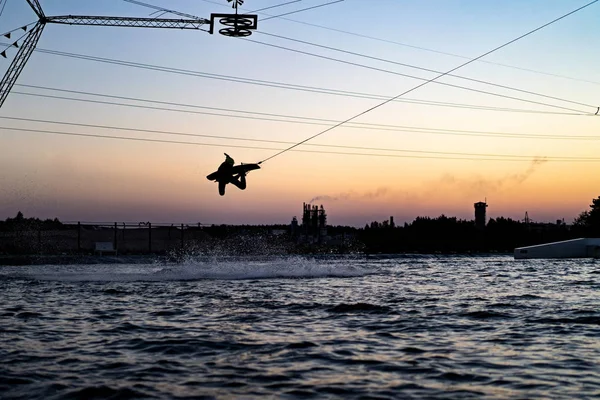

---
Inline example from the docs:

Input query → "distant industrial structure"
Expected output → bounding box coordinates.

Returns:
[474,201,488,230]
[303,203,327,242]
[291,203,328,243]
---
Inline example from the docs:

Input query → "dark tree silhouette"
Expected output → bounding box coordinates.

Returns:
[573,196,600,236]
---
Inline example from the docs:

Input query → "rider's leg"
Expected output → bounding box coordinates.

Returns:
[229,173,247,190]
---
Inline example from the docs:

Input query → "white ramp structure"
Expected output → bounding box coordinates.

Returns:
[515,238,600,259]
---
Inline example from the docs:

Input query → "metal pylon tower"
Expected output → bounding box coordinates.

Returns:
[0,0,258,108]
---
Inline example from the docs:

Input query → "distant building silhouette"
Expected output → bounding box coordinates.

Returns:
[290,216,299,236]
[474,201,488,230]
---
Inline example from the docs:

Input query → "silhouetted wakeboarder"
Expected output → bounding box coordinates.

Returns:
[206,153,260,196]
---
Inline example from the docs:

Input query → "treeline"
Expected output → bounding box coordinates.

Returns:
[573,196,600,237]
[0,212,64,231]
[360,195,600,254]
[359,215,569,254]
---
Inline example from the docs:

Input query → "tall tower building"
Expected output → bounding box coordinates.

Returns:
[474,201,488,230]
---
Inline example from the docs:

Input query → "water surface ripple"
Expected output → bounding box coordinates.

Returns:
[1,256,599,399]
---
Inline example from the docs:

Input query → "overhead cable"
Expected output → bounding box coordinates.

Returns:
[11,87,599,140]
[2,125,599,162]
[20,45,592,115]
[261,0,344,21]
[257,31,598,111]
[15,82,585,117]
[0,0,7,19]
[243,38,590,115]
[10,49,585,116]
[257,0,599,164]
[248,0,303,13]
[4,115,600,156]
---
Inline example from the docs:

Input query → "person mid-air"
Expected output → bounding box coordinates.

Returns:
[206,153,260,196]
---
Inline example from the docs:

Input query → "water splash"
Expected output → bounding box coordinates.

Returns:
[6,256,372,282]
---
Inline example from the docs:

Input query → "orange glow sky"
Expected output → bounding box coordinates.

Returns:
[1,0,599,226]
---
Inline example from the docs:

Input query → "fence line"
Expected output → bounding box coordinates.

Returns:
[0,221,216,255]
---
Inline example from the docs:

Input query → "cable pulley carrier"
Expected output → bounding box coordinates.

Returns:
[209,13,258,37]
[209,0,257,37]
[0,0,259,109]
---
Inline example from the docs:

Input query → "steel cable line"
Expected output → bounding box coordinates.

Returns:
[16,82,584,118]
[125,0,306,17]
[13,78,585,118]
[10,86,600,140]
[12,48,585,117]
[123,0,205,20]
[283,21,600,88]
[257,31,598,111]
[3,125,600,162]
[11,89,596,140]
[4,115,600,158]
[20,45,592,116]
[260,0,344,21]
[127,0,344,23]
[249,0,303,14]
[242,38,590,115]
[199,0,600,86]
[257,0,599,164]
[0,0,7,19]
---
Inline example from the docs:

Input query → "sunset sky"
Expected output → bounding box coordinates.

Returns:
[1,0,599,227]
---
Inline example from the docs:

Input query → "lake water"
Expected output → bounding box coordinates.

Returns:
[1,255,599,399]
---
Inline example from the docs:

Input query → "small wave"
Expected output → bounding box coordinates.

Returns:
[315,386,356,396]
[98,322,179,335]
[285,341,318,349]
[460,310,513,319]
[529,316,600,325]
[283,389,316,397]
[61,385,148,400]
[101,288,131,295]
[401,347,426,354]
[15,311,43,319]
[436,371,491,383]
[490,302,516,308]
[328,302,392,314]
[505,294,544,300]
[572,309,599,315]
[0,376,35,385]
[568,280,597,286]
[150,310,184,317]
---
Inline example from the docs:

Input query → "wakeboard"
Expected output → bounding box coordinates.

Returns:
[206,163,261,181]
